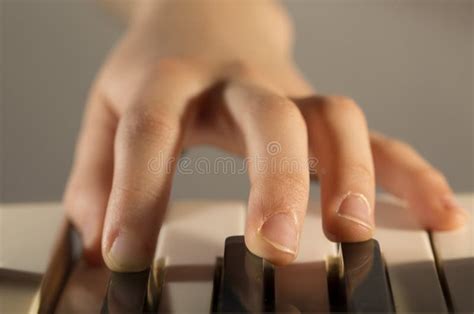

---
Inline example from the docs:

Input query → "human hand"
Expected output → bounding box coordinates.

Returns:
[64,0,468,271]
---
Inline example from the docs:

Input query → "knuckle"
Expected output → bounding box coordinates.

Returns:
[148,58,200,88]
[327,95,364,116]
[374,134,396,147]
[372,135,427,165]
[121,107,178,140]
[112,184,161,203]
[414,167,448,185]
[229,60,258,79]
[323,95,357,107]
[152,57,190,75]
[375,134,409,151]
[345,163,375,183]
[312,95,366,123]
[259,95,305,124]
[259,94,291,111]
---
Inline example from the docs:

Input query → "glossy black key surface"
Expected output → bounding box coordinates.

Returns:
[101,269,150,314]
[213,236,275,313]
[38,222,82,314]
[341,240,394,313]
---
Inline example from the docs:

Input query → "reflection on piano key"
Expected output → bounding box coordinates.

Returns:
[55,260,110,313]
[374,196,448,312]
[37,222,82,314]
[101,269,150,313]
[432,195,474,313]
[341,240,394,313]
[155,201,245,313]
[213,236,275,313]
[274,201,337,313]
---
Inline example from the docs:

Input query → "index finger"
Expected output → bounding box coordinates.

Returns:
[102,60,204,271]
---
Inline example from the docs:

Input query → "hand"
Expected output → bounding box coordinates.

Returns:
[64,0,468,271]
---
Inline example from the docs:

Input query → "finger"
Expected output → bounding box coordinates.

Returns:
[370,132,468,229]
[64,89,117,265]
[224,80,310,265]
[102,60,204,272]
[299,96,375,242]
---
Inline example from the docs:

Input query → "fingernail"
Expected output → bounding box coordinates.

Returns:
[337,192,373,230]
[106,233,149,272]
[258,212,298,255]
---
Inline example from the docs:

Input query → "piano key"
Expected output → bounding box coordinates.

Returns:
[155,201,245,313]
[0,203,63,273]
[2,221,82,314]
[213,236,275,313]
[431,195,473,313]
[0,269,42,314]
[274,201,337,313]
[340,240,394,313]
[0,203,63,313]
[374,195,448,312]
[101,269,150,313]
[37,222,82,314]
[3,196,473,312]
[55,260,110,313]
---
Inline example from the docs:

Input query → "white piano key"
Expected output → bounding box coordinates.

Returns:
[432,194,473,312]
[155,201,246,313]
[0,203,63,313]
[274,201,337,313]
[374,195,448,312]
[432,195,473,260]
[0,269,42,314]
[0,203,63,273]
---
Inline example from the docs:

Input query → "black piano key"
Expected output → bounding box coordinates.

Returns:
[101,269,150,314]
[341,240,394,313]
[38,222,82,314]
[213,236,275,313]
[327,255,347,313]
[147,260,164,312]
[211,257,224,312]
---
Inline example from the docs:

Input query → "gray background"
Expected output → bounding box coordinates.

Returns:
[1,0,473,203]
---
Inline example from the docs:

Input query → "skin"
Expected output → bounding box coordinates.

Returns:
[64,0,468,271]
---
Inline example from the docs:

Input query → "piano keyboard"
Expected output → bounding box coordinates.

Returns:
[0,195,472,313]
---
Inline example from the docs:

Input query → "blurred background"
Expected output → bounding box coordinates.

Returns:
[1,0,472,203]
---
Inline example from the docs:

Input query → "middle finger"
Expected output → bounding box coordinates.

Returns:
[298,95,375,242]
